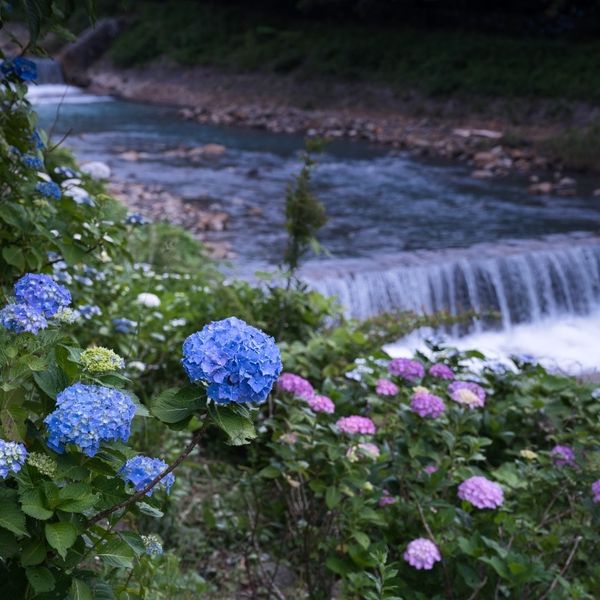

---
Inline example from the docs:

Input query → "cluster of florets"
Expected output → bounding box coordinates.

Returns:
[307,394,335,414]
[458,476,504,509]
[182,317,282,404]
[428,363,454,380]
[1,273,72,335]
[378,490,398,507]
[410,388,446,419]
[26,452,57,478]
[136,292,161,308]
[81,347,125,374]
[551,445,576,467]
[21,153,44,170]
[448,381,486,409]
[1,57,37,81]
[15,273,71,317]
[277,373,315,399]
[112,318,137,334]
[120,456,174,496]
[592,480,600,503]
[403,538,442,570]
[79,304,102,320]
[35,181,61,200]
[45,383,136,456]
[141,534,163,556]
[126,213,151,225]
[0,440,27,479]
[336,415,376,435]
[389,358,425,381]
[346,442,380,462]
[375,378,399,396]
[423,464,438,475]
[0,303,48,334]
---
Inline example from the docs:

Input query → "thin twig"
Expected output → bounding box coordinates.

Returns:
[89,428,204,524]
[539,535,583,600]
[466,576,488,600]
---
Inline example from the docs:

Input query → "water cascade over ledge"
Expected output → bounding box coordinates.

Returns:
[302,234,600,331]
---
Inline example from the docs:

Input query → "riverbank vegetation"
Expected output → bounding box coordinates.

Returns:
[101,1,600,102]
[2,2,600,598]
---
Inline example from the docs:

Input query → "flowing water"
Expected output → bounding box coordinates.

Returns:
[28,80,600,372]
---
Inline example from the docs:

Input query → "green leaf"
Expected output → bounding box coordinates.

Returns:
[33,364,69,400]
[21,538,47,566]
[26,567,55,594]
[149,386,205,424]
[352,531,370,549]
[208,405,257,446]
[57,483,98,512]
[0,529,18,559]
[325,486,341,509]
[20,489,53,520]
[137,502,163,518]
[2,245,25,270]
[0,491,28,536]
[96,538,135,568]
[45,522,77,559]
[71,578,93,600]
[257,465,280,479]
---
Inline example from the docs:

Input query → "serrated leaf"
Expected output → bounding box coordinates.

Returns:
[96,538,135,568]
[20,489,53,520]
[71,578,93,600]
[21,538,47,566]
[45,522,77,559]
[0,529,18,559]
[208,405,257,446]
[0,492,28,536]
[149,386,205,424]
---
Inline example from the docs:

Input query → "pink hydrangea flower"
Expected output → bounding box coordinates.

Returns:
[551,445,576,467]
[307,394,335,414]
[389,358,425,381]
[277,372,314,399]
[428,363,454,380]
[424,464,438,475]
[403,538,442,570]
[375,378,399,396]
[448,381,486,409]
[410,390,445,419]
[336,415,376,435]
[458,476,504,509]
[592,480,600,503]
[378,490,397,507]
[356,442,380,460]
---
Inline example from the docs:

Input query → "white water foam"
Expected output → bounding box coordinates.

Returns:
[386,308,600,376]
[27,84,112,105]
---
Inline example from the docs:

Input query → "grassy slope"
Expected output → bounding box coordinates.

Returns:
[107,2,600,102]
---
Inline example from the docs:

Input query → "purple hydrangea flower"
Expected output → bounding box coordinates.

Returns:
[458,476,504,509]
[307,394,335,414]
[410,390,446,419]
[428,363,454,380]
[336,415,376,435]
[378,490,397,507]
[424,464,438,475]
[0,303,47,334]
[45,383,136,457]
[389,358,425,381]
[551,445,576,468]
[592,480,600,503]
[403,538,442,570]
[35,181,61,200]
[182,317,282,404]
[375,378,399,396]
[14,273,71,317]
[277,373,314,399]
[448,381,486,409]
[120,456,174,496]
[1,57,37,81]
[0,440,27,479]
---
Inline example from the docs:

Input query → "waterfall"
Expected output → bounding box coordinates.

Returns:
[30,58,64,84]
[302,235,600,330]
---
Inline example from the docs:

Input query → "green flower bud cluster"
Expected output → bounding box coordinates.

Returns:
[81,347,125,374]
[27,452,57,478]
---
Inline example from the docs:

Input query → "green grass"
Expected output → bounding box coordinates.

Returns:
[107,1,600,102]
[538,121,600,171]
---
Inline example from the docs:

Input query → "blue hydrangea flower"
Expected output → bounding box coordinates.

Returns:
[112,318,137,334]
[21,153,43,170]
[142,534,163,556]
[44,383,136,457]
[120,456,174,496]
[182,317,282,404]
[54,166,78,180]
[30,129,45,150]
[79,304,102,320]
[0,439,27,479]
[1,57,38,81]
[125,213,150,225]
[0,303,47,334]
[35,181,61,200]
[14,273,71,317]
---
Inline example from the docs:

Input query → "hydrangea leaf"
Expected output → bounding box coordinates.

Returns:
[70,578,93,600]
[25,567,55,594]
[45,522,77,559]
[20,489,53,520]
[0,489,28,536]
[96,538,135,568]
[149,386,205,424]
[20,539,47,567]
[208,405,257,446]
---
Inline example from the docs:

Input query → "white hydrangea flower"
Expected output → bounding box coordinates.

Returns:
[136,292,161,308]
